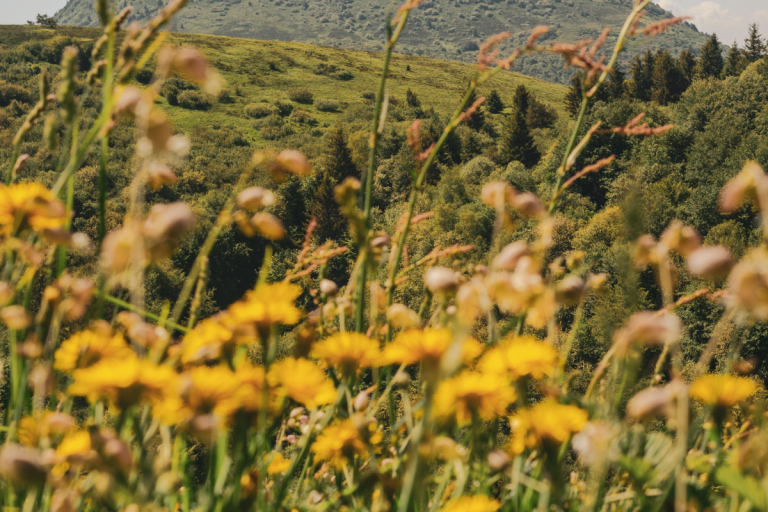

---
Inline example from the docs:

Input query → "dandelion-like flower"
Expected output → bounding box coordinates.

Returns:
[56,431,92,462]
[381,328,453,366]
[179,315,237,365]
[155,366,241,426]
[267,357,337,409]
[313,332,381,377]
[68,355,178,410]
[434,371,517,425]
[227,282,303,332]
[509,401,588,455]
[438,495,500,512]
[690,374,757,408]
[54,329,134,372]
[311,421,367,469]
[479,336,557,380]
[266,452,291,475]
[0,182,66,237]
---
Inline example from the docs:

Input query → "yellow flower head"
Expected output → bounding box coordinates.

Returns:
[311,420,367,469]
[690,374,758,408]
[434,371,517,425]
[382,328,453,366]
[0,182,66,237]
[313,332,381,376]
[266,452,291,475]
[179,315,236,365]
[54,329,134,373]
[56,431,92,460]
[18,412,75,447]
[479,336,557,380]
[267,357,337,409]
[227,282,303,331]
[509,401,588,455]
[156,366,241,426]
[68,355,178,410]
[438,495,500,512]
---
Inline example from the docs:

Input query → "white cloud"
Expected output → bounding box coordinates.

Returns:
[656,0,681,12]
[685,1,743,43]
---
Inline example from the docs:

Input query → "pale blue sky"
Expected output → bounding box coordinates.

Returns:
[2,0,766,46]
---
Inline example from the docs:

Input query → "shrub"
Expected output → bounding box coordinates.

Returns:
[315,99,340,112]
[274,99,294,116]
[177,90,213,110]
[134,67,153,85]
[287,87,313,103]
[313,63,338,76]
[259,125,281,140]
[331,69,353,81]
[252,114,284,130]
[217,88,232,102]
[244,103,279,118]
[362,92,375,101]
[460,155,496,185]
[290,109,316,125]
[161,84,180,105]
[0,83,32,107]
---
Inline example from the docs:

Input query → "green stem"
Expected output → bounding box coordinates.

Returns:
[95,290,189,332]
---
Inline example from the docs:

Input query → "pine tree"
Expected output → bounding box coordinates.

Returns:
[724,40,746,76]
[486,89,504,114]
[697,33,725,79]
[275,175,307,246]
[607,63,627,100]
[744,24,767,63]
[651,49,683,105]
[406,88,421,109]
[512,85,531,115]
[499,106,539,169]
[308,171,347,242]
[678,48,697,88]
[464,86,485,131]
[631,50,655,102]
[324,126,357,181]
[564,73,583,119]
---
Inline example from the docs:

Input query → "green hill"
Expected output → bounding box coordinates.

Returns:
[52,0,709,84]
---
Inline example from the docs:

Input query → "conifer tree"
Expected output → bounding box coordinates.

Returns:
[651,49,684,105]
[564,73,583,119]
[513,84,531,114]
[276,175,307,246]
[607,63,627,100]
[697,33,725,79]
[406,88,421,109]
[324,126,357,181]
[744,24,767,63]
[464,86,485,131]
[678,48,697,87]
[724,40,746,76]
[486,89,504,113]
[631,50,655,101]
[308,170,347,242]
[499,105,539,169]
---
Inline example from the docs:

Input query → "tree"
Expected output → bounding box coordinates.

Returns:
[512,85,531,114]
[324,126,357,181]
[275,175,308,246]
[406,88,421,109]
[724,40,747,77]
[464,86,485,131]
[697,33,725,79]
[499,105,539,169]
[630,50,655,102]
[307,171,347,242]
[564,73,583,119]
[744,24,767,63]
[678,48,697,87]
[35,13,57,28]
[486,89,504,113]
[651,49,684,105]
[607,63,627,100]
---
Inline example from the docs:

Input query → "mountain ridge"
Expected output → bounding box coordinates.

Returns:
[53,0,709,84]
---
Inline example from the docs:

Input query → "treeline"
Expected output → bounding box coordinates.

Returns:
[565,24,768,114]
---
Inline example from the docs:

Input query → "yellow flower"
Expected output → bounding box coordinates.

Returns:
[313,332,381,376]
[509,401,588,455]
[479,336,557,380]
[68,355,178,410]
[438,495,500,512]
[311,421,367,469]
[0,182,66,237]
[17,412,75,447]
[266,452,291,475]
[179,315,236,365]
[54,329,134,373]
[433,371,516,425]
[227,282,303,330]
[690,374,758,408]
[267,357,337,409]
[56,431,91,460]
[155,366,241,426]
[382,328,453,366]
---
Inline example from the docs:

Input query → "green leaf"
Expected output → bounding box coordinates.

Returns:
[714,467,767,511]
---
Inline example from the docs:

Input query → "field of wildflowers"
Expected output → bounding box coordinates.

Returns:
[1,0,767,511]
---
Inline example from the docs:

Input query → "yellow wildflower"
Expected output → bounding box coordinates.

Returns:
[266,452,291,475]
[54,329,134,373]
[155,366,241,426]
[56,431,91,460]
[179,315,236,365]
[381,328,453,365]
[225,364,282,422]
[438,495,500,512]
[0,182,66,237]
[313,332,381,377]
[17,412,75,447]
[267,357,337,409]
[434,371,516,425]
[509,401,588,454]
[690,374,757,408]
[68,355,178,410]
[227,282,303,330]
[479,336,557,379]
[311,421,367,469]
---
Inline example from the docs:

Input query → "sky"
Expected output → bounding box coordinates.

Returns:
[3,0,767,47]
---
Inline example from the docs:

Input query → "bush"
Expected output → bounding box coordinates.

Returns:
[177,90,213,110]
[331,69,353,81]
[460,155,496,185]
[217,88,232,102]
[290,109,316,125]
[134,67,153,85]
[274,100,294,116]
[362,92,375,101]
[287,87,313,103]
[161,84,180,105]
[252,114,284,130]
[0,83,32,107]
[245,103,279,118]
[315,99,340,112]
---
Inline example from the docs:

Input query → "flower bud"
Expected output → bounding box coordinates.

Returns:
[686,246,732,279]
[392,369,411,388]
[512,192,545,217]
[353,391,370,412]
[492,241,530,271]
[432,437,466,461]
[555,275,586,305]
[481,181,515,207]
[660,220,700,256]
[0,445,47,486]
[425,267,458,294]
[487,451,511,472]
[103,438,132,474]
[319,279,338,297]
[237,187,275,210]
[51,488,76,512]
[1,306,31,330]
[114,86,143,118]
[251,212,285,240]
[613,311,682,355]
[634,234,658,267]
[387,304,420,329]
[146,163,177,191]
[274,149,311,177]
[285,434,297,444]
[289,407,304,419]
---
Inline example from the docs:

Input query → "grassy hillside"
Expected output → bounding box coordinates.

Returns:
[52,0,709,84]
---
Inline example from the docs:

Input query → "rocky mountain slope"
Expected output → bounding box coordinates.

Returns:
[54,0,708,84]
